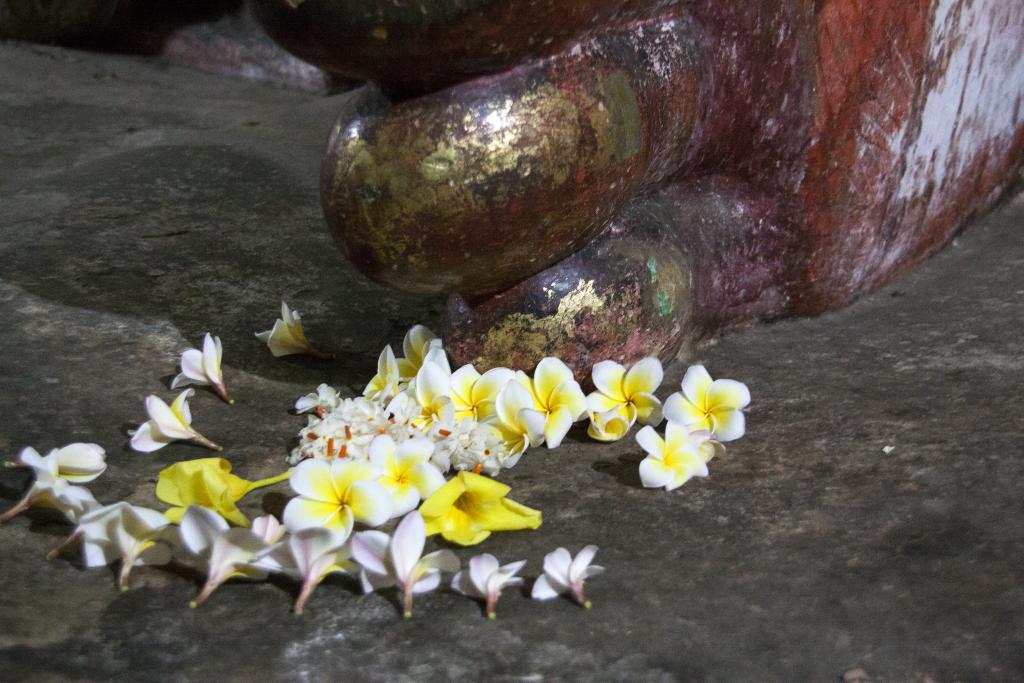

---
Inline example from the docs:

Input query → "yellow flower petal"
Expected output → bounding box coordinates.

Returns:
[419,472,541,546]
[623,357,663,398]
[155,458,251,527]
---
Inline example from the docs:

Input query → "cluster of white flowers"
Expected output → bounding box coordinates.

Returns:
[288,325,591,477]
[2,306,754,621]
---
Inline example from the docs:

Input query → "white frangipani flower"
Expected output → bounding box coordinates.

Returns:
[586,357,664,441]
[410,350,455,429]
[531,545,604,608]
[255,301,332,358]
[449,365,514,423]
[351,510,459,618]
[283,458,392,535]
[635,422,719,491]
[663,364,750,442]
[493,380,546,456]
[179,506,271,607]
[515,358,588,448]
[60,502,172,590]
[287,394,423,465]
[364,344,402,402]
[171,333,232,404]
[295,383,342,416]
[452,553,526,619]
[130,389,221,452]
[8,443,107,483]
[397,325,444,381]
[1,446,100,524]
[368,435,445,517]
[256,526,355,614]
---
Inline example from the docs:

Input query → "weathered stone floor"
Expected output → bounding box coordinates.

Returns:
[0,43,1022,681]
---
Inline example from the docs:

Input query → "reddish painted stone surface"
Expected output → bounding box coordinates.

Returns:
[304,0,1024,372]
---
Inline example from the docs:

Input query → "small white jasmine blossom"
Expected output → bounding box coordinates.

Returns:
[515,358,588,448]
[351,510,459,618]
[255,301,332,358]
[256,526,355,614]
[61,502,172,590]
[1,446,100,524]
[283,458,392,535]
[171,333,232,404]
[130,389,221,452]
[586,357,664,441]
[635,422,720,491]
[396,325,444,381]
[179,506,271,607]
[368,435,445,517]
[364,344,402,402]
[295,383,341,416]
[452,553,526,619]
[434,419,518,476]
[288,394,424,465]
[531,545,604,608]
[663,364,750,442]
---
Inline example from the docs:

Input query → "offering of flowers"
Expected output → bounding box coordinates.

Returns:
[2,302,749,618]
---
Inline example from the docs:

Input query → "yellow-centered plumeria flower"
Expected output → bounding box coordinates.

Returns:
[419,471,542,546]
[635,422,721,491]
[255,301,332,358]
[363,344,402,402]
[179,506,274,607]
[493,381,546,456]
[663,365,750,442]
[283,459,392,535]
[586,357,664,441]
[155,457,291,527]
[1,446,100,524]
[130,389,222,452]
[368,435,445,517]
[396,324,443,381]
[410,348,455,429]
[449,365,514,423]
[171,333,232,404]
[514,358,588,448]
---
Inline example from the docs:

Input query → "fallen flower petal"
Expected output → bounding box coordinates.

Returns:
[155,457,290,527]
[255,301,333,358]
[179,506,271,606]
[256,525,355,614]
[1,446,100,524]
[59,502,173,590]
[130,389,222,452]
[452,553,526,619]
[351,510,459,618]
[531,545,604,608]
[396,325,444,381]
[419,471,541,546]
[171,333,232,404]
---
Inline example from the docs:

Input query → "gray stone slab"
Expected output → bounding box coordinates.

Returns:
[0,42,1022,682]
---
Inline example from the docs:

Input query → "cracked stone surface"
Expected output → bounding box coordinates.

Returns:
[1,42,1022,681]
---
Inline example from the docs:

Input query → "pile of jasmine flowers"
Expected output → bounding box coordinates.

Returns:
[2,302,750,618]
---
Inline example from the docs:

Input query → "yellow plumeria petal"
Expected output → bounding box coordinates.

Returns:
[631,391,662,425]
[155,458,251,527]
[532,358,574,407]
[419,472,541,546]
[591,360,627,402]
[623,357,663,399]
[680,364,714,409]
